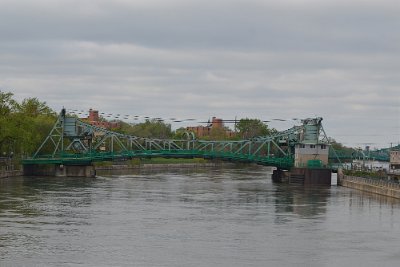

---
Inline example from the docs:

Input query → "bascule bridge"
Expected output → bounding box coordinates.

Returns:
[23,109,334,184]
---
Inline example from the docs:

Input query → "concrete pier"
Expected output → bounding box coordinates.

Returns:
[290,167,331,185]
[272,168,288,183]
[272,167,331,185]
[23,164,96,177]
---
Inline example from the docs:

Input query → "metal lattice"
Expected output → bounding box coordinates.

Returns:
[24,109,338,170]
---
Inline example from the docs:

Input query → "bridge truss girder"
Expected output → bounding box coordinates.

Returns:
[30,109,341,169]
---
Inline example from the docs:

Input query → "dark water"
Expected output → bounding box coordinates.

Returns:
[1,166,400,267]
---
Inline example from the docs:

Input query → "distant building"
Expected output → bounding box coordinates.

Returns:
[390,150,400,172]
[82,109,120,129]
[186,117,235,138]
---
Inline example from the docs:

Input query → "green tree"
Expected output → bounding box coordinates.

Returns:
[209,126,228,140]
[0,91,18,116]
[236,118,271,139]
[0,91,56,158]
[173,127,189,139]
[0,91,18,154]
[18,97,54,117]
[119,119,172,139]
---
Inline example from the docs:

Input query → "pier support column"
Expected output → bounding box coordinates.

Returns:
[272,168,289,183]
[289,168,331,185]
[23,164,96,177]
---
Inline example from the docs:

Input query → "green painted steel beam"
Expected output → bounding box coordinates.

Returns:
[24,110,342,170]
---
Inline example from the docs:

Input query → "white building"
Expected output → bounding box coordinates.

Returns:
[294,143,330,167]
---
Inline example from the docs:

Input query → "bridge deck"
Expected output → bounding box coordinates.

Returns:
[23,150,295,170]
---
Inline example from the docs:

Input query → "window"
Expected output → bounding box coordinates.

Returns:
[310,145,315,148]
[300,144,305,148]
[321,145,327,149]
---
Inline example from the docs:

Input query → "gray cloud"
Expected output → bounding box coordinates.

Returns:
[0,0,399,147]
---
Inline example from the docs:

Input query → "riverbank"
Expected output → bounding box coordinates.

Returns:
[0,170,23,179]
[338,170,400,199]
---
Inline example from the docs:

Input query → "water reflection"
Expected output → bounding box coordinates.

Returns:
[274,184,330,221]
[0,176,97,260]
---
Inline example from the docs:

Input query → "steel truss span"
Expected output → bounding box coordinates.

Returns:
[22,109,350,170]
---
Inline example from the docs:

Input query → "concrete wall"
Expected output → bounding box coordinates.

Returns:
[24,164,96,177]
[290,167,331,185]
[338,171,400,199]
[272,167,331,185]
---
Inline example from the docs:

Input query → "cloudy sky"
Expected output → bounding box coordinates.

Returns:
[1,0,399,148]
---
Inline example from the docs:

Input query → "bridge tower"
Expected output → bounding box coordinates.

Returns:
[23,108,96,177]
[294,117,330,168]
[288,117,331,185]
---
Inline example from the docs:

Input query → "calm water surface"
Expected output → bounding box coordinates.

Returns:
[1,166,400,267]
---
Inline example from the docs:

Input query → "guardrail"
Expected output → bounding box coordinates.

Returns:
[342,175,400,188]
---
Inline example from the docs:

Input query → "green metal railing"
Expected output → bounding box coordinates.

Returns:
[23,150,295,170]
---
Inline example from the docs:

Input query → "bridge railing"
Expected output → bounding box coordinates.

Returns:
[23,149,295,169]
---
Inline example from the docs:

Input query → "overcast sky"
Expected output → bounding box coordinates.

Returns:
[1,0,399,148]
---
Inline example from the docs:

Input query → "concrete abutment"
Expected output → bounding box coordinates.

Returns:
[23,164,96,178]
[272,167,331,185]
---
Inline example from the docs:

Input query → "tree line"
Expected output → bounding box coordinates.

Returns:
[0,90,288,161]
[0,91,57,160]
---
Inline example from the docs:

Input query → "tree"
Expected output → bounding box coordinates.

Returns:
[0,91,56,158]
[0,91,18,116]
[119,119,172,139]
[173,127,189,139]
[209,126,228,140]
[0,91,18,154]
[236,118,271,139]
[18,97,55,117]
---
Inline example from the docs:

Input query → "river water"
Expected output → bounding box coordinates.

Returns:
[1,166,400,267]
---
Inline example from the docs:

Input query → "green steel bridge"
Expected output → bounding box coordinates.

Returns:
[22,109,390,171]
[329,149,390,162]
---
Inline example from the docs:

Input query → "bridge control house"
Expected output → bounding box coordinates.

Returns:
[294,118,330,168]
[275,117,332,185]
[294,143,329,167]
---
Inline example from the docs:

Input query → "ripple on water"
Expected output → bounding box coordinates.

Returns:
[1,167,400,267]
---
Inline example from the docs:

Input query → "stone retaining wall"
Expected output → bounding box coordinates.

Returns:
[338,172,400,199]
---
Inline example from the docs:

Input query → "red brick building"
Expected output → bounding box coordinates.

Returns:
[186,117,235,138]
[83,109,120,129]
